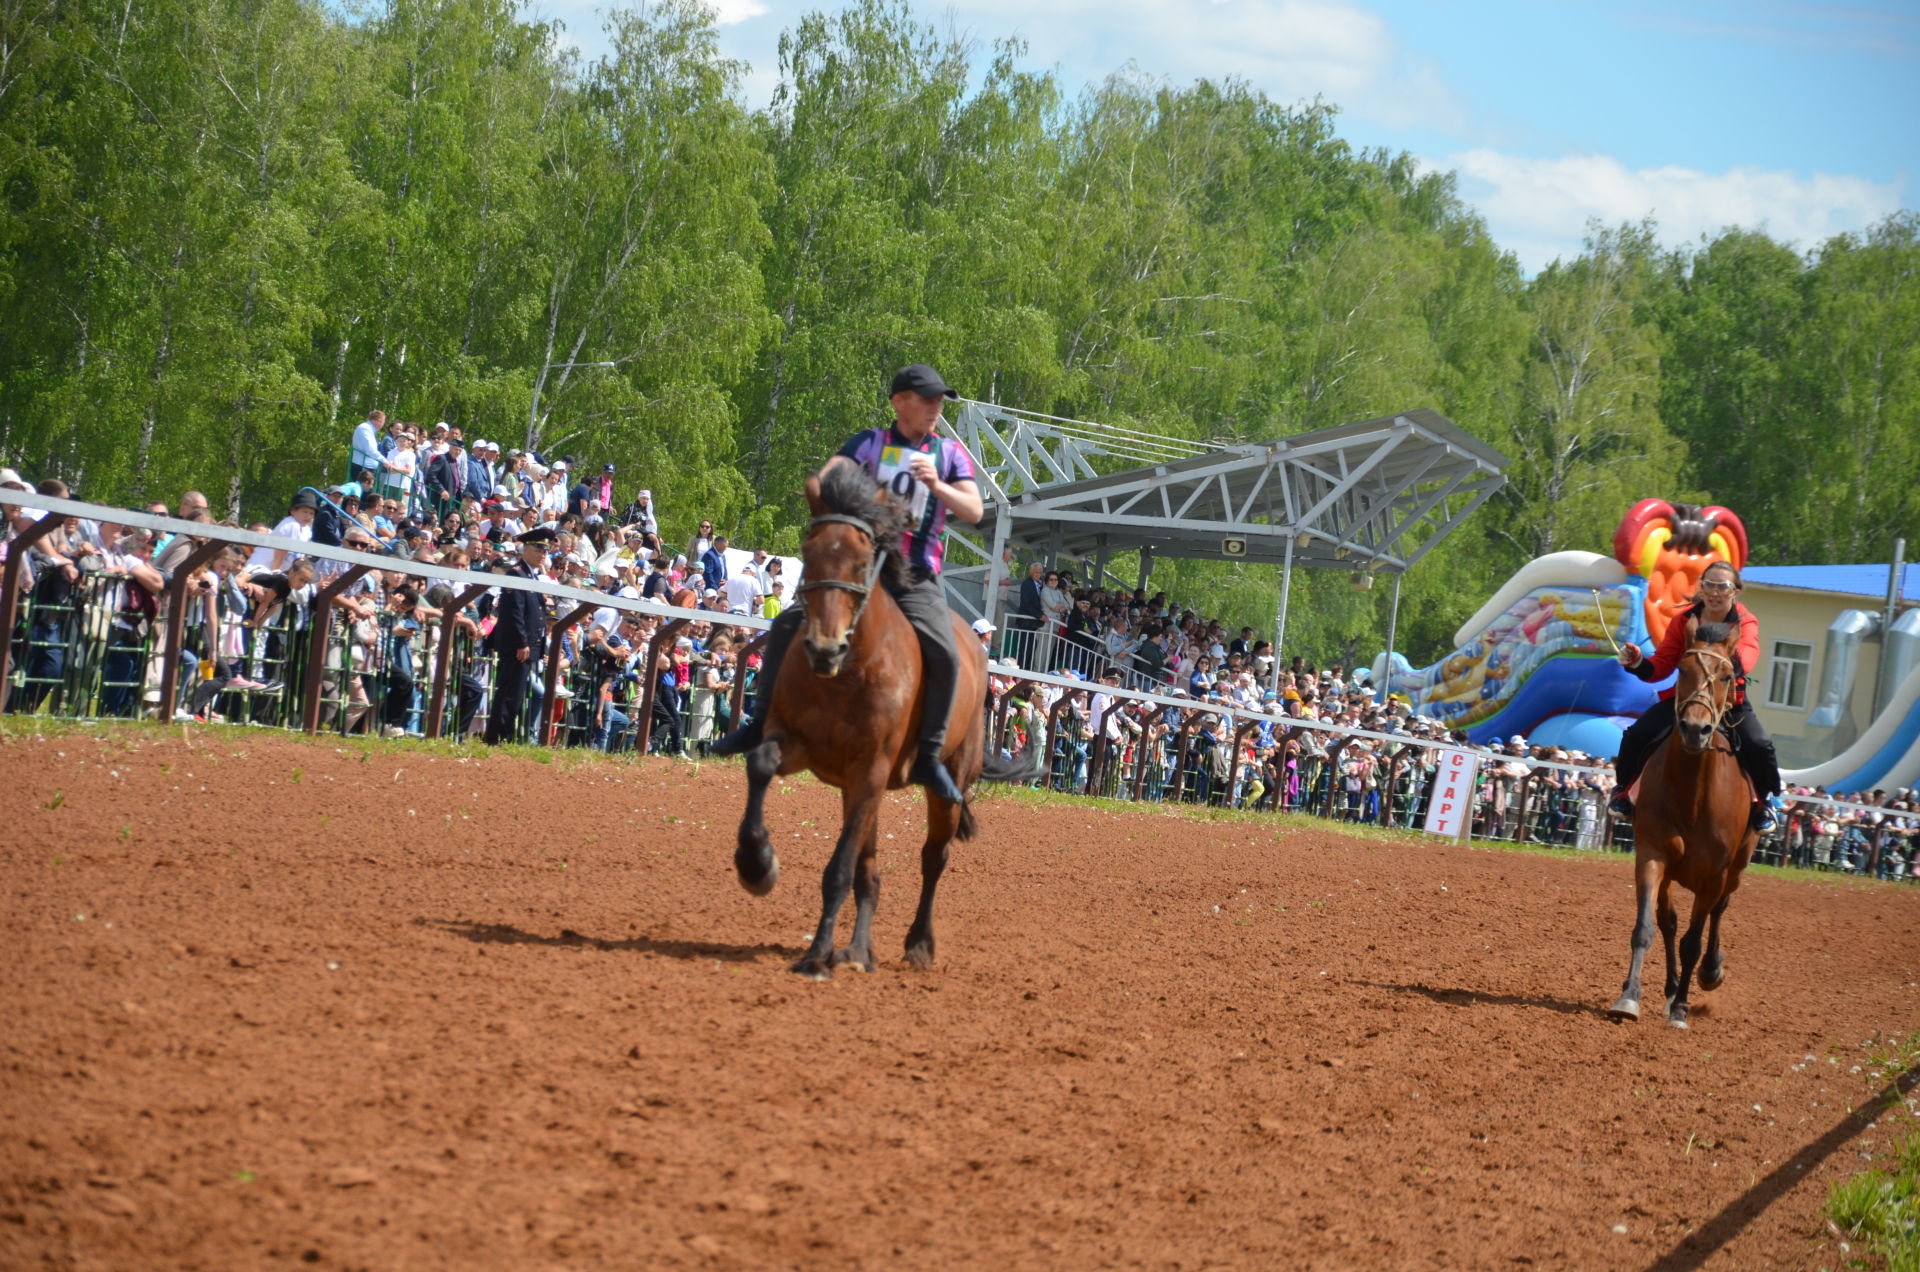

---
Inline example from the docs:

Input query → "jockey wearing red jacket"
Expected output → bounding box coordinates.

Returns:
[1608,559,1782,831]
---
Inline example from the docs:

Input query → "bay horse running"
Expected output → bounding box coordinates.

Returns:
[1608,619,1757,1028]
[733,465,1035,979]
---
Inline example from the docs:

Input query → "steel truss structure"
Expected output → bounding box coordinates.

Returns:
[936,402,1507,640]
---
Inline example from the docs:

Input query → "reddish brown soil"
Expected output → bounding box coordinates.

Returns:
[3,726,1918,1271]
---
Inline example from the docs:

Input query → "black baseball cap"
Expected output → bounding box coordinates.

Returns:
[889,363,958,400]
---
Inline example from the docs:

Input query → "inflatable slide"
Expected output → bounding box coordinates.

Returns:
[1782,661,1920,794]
[1374,500,1749,755]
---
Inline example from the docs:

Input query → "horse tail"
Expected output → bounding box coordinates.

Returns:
[979,749,1044,787]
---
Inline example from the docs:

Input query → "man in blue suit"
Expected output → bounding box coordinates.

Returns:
[701,535,729,590]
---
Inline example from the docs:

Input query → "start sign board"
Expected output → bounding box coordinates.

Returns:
[1423,747,1480,841]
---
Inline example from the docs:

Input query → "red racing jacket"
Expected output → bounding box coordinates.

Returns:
[1627,600,1760,705]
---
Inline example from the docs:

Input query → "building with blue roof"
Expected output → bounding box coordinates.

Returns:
[1743,561,1918,778]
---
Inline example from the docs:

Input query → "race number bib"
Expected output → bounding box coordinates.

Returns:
[873,443,933,523]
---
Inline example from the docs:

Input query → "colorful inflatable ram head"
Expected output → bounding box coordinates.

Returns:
[1612,499,1749,646]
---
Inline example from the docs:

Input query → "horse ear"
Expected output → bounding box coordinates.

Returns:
[804,473,825,516]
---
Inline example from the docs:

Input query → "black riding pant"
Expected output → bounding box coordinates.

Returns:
[751,567,961,757]
[1614,698,1780,799]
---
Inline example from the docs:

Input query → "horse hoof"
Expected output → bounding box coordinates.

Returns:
[789,956,833,980]
[736,857,779,897]
[829,948,874,973]
[1699,966,1724,992]
[1606,997,1639,1021]
[903,944,934,971]
[1668,1014,1689,1030]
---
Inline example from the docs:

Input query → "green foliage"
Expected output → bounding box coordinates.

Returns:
[1,0,1913,666]
[1827,1130,1920,1272]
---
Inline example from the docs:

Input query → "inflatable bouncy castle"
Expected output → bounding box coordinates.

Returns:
[1373,500,1748,755]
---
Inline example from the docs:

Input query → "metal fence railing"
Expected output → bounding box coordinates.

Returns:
[5,492,1914,880]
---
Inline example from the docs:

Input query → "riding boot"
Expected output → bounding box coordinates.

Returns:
[709,609,800,757]
[1728,705,1782,832]
[1609,697,1673,818]
[893,571,966,805]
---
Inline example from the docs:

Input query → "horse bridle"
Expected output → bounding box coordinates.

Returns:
[795,513,887,633]
[1676,646,1737,739]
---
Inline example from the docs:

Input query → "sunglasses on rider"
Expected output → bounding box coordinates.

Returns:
[1699,580,1735,593]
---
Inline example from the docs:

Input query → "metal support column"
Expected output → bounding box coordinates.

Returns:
[1378,573,1402,706]
[1270,536,1295,694]
[1136,546,1154,595]
[983,513,1011,629]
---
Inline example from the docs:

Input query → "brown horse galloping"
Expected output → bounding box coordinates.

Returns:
[732,465,1034,979]
[1607,619,1757,1029]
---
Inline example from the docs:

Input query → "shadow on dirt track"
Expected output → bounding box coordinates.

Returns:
[417,917,800,963]
[1349,978,1600,1018]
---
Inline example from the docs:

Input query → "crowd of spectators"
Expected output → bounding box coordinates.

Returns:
[3,426,1917,881]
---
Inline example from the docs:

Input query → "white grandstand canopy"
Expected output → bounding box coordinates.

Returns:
[937,402,1509,646]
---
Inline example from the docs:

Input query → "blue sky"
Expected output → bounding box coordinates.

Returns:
[535,0,1918,272]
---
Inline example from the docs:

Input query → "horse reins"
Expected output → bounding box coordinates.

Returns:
[796,513,888,633]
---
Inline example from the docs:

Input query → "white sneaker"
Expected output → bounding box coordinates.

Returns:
[173,708,197,723]
[382,725,405,739]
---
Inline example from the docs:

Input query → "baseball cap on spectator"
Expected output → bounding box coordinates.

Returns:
[507,448,523,458]
[1261,690,1278,702]
[552,460,568,473]
[971,618,996,634]
[674,636,693,650]
[603,463,616,474]
[433,422,450,433]
[637,489,652,500]
[702,587,718,599]
[889,363,959,399]
[1508,734,1526,745]
[594,563,617,580]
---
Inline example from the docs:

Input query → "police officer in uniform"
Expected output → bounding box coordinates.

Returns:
[484,527,553,745]
[712,364,981,805]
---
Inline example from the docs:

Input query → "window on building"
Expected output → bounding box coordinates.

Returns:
[1766,640,1813,710]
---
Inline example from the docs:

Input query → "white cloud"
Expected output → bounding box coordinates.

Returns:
[953,0,1472,134]
[1433,149,1909,273]
[704,0,768,25]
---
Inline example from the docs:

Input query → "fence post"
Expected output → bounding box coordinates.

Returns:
[155,540,230,719]
[633,618,689,756]
[301,565,372,734]
[1132,704,1176,803]
[424,584,491,740]
[732,631,767,726]
[0,513,66,715]
[539,603,597,747]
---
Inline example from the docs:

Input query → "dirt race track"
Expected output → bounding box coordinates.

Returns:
[4,727,1918,1272]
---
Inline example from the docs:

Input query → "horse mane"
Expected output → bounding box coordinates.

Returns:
[816,463,910,593]
[1690,620,1745,677]
[1693,620,1734,645]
